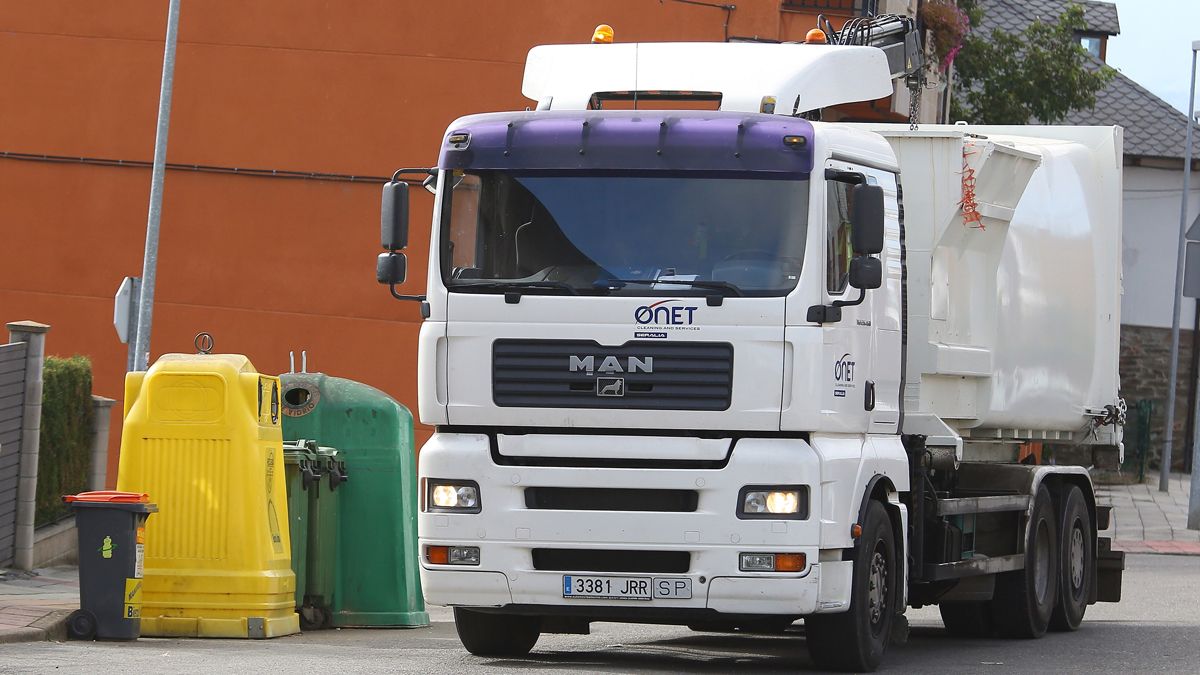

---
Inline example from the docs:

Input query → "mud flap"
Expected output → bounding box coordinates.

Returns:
[1094,537,1124,603]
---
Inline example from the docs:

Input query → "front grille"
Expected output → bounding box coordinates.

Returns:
[532,549,691,574]
[493,340,733,411]
[524,487,699,512]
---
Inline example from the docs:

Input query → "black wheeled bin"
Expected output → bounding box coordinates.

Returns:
[64,491,157,640]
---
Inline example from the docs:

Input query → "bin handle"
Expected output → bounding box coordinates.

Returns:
[328,461,349,491]
[300,461,321,490]
[63,491,150,503]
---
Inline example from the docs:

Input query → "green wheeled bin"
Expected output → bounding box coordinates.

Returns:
[303,444,347,628]
[282,441,318,624]
[279,373,428,628]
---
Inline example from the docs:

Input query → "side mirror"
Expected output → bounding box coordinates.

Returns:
[376,252,408,286]
[848,256,882,290]
[422,170,439,195]
[381,180,409,250]
[850,184,884,255]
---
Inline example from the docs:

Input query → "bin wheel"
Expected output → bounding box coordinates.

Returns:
[299,605,329,631]
[453,608,540,657]
[66,609,98,641]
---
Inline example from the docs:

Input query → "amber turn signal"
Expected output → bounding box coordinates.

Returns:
[426,545,449,565]
[775,553,806,572]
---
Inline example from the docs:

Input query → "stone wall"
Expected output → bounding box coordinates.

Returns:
[1120,324,1197,471]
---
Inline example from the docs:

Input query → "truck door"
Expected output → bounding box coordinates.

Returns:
[863,168,901,434]
[816,161,901,434]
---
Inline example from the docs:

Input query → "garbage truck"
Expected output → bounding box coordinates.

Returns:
[375,21,1126,671]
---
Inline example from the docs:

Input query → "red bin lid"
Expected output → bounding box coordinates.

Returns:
[63,490,150,504]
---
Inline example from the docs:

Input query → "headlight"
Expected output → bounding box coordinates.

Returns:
[427,480,481,513]
[738,485,808,519]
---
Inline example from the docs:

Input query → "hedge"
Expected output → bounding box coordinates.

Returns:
[35,355,94,527]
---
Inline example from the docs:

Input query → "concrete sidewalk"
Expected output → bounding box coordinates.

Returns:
[0,566,77,643]
[1098,472,1200,555]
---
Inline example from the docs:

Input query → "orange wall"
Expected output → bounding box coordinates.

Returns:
[0,1,847,486]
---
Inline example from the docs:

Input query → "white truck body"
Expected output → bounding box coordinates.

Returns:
[390,40,1125,670]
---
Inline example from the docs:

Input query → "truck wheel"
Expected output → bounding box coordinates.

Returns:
[1050,485,1092,631]
[453,608,540,657]
[939,601,994,638]
[991,485,1058,638]
[805,500,896,672]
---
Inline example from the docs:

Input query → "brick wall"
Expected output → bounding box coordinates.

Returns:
[1120,324,1197,471]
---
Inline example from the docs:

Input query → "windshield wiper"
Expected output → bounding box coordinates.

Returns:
[452,280,578,304]
[594,278,743,305]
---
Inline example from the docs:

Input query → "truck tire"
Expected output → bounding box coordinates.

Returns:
[453,608,540,657]
[805,500,896,672]
[938,601,994,638]
[1049,485,1092,631]
[991,485,1058,638]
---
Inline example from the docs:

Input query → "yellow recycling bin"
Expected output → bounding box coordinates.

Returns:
[116,354,299,638]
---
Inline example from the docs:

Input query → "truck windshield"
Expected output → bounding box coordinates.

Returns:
[441,171,809,297]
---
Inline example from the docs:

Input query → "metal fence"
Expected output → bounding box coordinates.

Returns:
[0,341,29,566]
[1123,399,1152,482]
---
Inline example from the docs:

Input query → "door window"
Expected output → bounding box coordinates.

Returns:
[826,180,853,294]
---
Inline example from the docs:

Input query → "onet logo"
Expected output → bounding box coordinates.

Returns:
[634,299,699,326]
[835,353,856,383]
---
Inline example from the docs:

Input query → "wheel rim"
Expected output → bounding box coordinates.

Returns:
[1034,519,1051,603]
[1070,521,1086,593]
[70,612,95,637]
[868,543,888,633]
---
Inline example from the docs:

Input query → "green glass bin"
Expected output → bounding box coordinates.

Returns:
[280,373,428,628]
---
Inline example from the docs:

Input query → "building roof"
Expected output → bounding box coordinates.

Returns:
[1064,64,1198,162]
[975,0,1198,162]
[978,0,1119,36]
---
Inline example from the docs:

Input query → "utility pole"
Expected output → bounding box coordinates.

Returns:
[1172,41,1199,494]
[132,0,182,372]
[1187,42,1200,527]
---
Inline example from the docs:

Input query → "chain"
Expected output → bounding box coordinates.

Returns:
[907,74,922,131]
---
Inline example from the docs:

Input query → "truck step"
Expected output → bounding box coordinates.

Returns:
[923,553,1024,581]
[935,495,1030,516]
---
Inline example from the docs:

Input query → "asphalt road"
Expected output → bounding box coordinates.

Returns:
[3,554,1197,674]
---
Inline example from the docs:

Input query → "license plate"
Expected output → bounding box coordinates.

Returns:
[562,575,692,601]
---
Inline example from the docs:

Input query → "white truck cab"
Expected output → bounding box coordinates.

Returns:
[377,31,1125,672]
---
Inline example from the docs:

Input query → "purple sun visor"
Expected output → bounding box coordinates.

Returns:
[437,110,814,175]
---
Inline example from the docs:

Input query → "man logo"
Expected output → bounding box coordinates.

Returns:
[569,355,653,375]
[596,377,625,397]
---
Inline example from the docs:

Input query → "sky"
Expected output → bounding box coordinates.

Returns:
[1107,0,1200,115]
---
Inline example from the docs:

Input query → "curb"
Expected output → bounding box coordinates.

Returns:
[1114,541,1200,556]
[0,609,71,644]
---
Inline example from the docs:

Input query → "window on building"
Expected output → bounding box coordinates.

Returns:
[1080,36,1101,59]
[781,0,877,17]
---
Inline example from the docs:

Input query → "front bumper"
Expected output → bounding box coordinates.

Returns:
[417,432,853,619]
